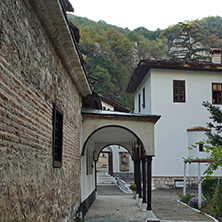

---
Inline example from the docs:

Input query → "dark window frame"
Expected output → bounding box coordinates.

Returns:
[142,87,145,108]
[53,104,63,168]
[199,144,204,152]
[173,80,186,103]
[138,93,141,113]
[212,83,222,105]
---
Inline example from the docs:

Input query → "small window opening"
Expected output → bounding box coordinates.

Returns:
[53,104,63,168]
[138,93,141,113]
[199,143,203,152]
[142,87,145,108]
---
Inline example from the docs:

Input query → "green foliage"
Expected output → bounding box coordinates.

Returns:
[202,101,222,146]
[92,65,114,98]
[187,101,222,180]
[67,14,222,108]
[202,178,222,218]
[195,16,222,48]
[169,22,211,62]
[178,193,195,204]
[129,184,136,191]
[202,178,222,199]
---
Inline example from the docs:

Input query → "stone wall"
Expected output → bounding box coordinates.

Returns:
[153,177,198,189]
[0,0,83,221]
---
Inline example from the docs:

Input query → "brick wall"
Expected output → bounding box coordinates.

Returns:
[0,0,83,221]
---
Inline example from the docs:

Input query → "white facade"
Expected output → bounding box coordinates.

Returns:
[103,145,134,175]
[134,68,222,178]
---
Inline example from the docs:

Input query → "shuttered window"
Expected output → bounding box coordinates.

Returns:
[212,83,222,105]
[173,80,186,103]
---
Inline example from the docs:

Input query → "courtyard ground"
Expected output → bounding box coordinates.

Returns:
[84,168,216,222]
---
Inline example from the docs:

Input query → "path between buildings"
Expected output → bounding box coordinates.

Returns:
[84,168,216,222]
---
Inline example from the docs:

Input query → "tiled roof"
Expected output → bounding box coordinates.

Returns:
[127,60,222,93]
[187,126,211,131]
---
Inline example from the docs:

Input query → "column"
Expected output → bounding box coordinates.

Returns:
[138,159,142,206]
[146,156,159,221]
[146,156,152,210]
[134,160,139,199]
[142,157,147,211]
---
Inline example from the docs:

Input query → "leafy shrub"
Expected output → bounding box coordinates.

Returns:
[202,180,222,218]
[202,178,222,199]
[188,197,198,209]
[188,197,206,209]
[129,184,136,191]
[179,193,195,204]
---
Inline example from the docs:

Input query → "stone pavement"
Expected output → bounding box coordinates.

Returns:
[84,168,217,222]
[85,194,146,222]
[152,189,216,222]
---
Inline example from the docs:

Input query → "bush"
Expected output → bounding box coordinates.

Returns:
[188,197,206,209]
[202,178,222,199]
[129,184,136,191]
[188,197,198,209]
[179,193,195,204]
[202,180,222,218]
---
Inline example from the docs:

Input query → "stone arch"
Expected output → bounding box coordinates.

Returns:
[80,109,161,219]
[82,125,144,160]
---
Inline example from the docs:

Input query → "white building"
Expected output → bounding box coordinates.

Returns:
[127,60,222,188]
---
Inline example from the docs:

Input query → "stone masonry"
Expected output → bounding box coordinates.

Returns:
[153,176,198,189]
[0,0,83,221]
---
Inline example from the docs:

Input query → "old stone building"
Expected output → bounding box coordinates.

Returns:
[0,0,92,221]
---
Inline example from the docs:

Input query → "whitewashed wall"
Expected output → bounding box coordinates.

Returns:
[134,68,222,177]
[81,139,96,202]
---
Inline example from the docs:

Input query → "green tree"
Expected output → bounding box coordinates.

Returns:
[203,101,222,147]
[91,65,114,98]
[169,22,211,62]
[194,101,222,176]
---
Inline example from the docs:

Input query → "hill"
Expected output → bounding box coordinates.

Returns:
[68,14,222,109]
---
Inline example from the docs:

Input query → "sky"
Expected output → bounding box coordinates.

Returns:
[69,0,222,31]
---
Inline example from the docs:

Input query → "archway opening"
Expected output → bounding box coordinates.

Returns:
[96,145,135,196]
[81,110,160,218]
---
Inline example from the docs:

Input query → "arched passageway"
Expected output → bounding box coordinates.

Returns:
[80,108,160,220]
[97,145,134,177]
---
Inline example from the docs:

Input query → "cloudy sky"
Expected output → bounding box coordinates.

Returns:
[69,0,222,31]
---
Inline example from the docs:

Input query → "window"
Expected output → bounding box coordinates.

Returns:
[138,93,141,112]
[173,80,185,103]
[199,144,203,152]
[212,83,222,104]
[142,87,145,108]
[53,104,63,168]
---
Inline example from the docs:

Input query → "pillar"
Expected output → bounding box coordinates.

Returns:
[141,157,147,211]
[142,158,146,203]
[134,160,136,185]
[135,159,141,199]
[146,155,159,221]
[146,156,152,210]
[146,156,159,222]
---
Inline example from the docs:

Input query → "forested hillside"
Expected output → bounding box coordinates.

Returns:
[68,15,222,109]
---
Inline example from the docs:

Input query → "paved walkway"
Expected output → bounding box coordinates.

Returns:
[152,189,215,222]
[84,168,216,222]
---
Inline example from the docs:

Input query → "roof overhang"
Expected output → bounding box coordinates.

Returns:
[28,0,91,97]
[127,60,222,93]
